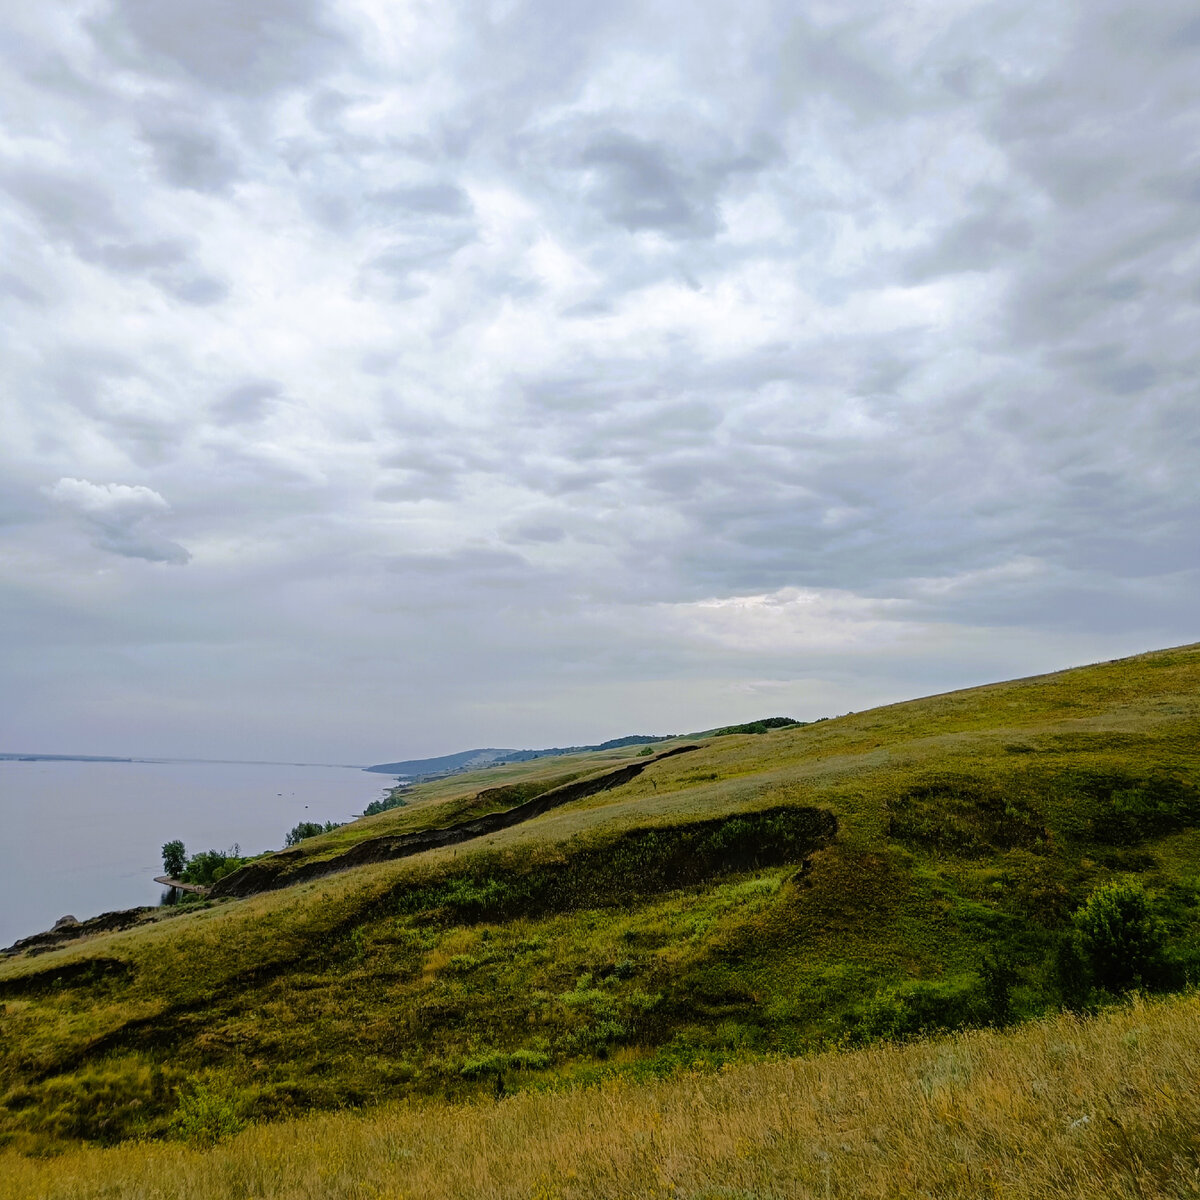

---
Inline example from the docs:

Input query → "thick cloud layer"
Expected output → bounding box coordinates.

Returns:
[0,1,1196,761]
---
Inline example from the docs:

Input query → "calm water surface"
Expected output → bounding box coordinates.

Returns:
[0,760,394,947]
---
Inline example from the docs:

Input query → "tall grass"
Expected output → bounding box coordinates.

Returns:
[3,992,1197,1199]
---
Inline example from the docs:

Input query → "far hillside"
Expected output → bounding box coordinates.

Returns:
[1,643,1198,1153]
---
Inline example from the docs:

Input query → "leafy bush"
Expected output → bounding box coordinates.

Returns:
[171,1079,246,1147]
[1085,773,1200,843]
[850,978,980,1044]
[1072,880,1168,991]
[395,806,835,921]
[284,820,342,847]
[459,1049,550,1079]
[181,847,247,886]
[363,790,410,817]
[978,953,1018,1025]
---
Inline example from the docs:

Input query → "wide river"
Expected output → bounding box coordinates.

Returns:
[0,759,396,948]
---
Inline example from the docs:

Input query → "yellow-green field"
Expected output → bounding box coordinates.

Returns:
[1,644,1199,1175]
[2,992,1196,1199]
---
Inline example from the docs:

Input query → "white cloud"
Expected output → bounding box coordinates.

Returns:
[45,478,190,564]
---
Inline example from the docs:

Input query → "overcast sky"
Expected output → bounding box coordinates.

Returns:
[1,0,1197,763]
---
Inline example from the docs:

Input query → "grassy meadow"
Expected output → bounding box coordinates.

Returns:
[1,643,1199,1188]
[2,991,1197,1199]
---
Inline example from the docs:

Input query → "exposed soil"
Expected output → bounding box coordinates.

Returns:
[2,908,162,958]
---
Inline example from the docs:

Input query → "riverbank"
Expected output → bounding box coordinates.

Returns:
[153,876,210,896]
[0,758,391,948]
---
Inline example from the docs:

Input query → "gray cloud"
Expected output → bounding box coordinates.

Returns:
[0,0,1197,761]
[139,121,241,193]
[213,381,284,424]
[579,132,714,235]
[369,184,473,218]
[89,0,347,95]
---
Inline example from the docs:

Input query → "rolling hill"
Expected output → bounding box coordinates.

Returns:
[1,643,1198,1191]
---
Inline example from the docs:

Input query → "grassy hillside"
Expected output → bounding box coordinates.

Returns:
[3,992,1197,1199]
[1,644,1199,1156]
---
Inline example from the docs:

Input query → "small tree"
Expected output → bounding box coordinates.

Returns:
[1072,880,1167,992]
[162,840,187,878]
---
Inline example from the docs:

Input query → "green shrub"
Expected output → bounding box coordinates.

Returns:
[886,777,1046,856]
[364,790,410,816]
[710,717,800,737]
[1072,880,1168,991]
[171,1079,246,1147]
[284,820,342,847]
[395,807,835,922]
[181,848,248,886]
[850,978,979,1044]
[978,953,1018,1025]
[1088,774,1200,843]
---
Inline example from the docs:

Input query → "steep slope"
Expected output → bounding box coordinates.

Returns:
[1,643,1198,1152]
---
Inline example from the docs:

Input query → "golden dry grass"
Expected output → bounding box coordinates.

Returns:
[3,992,1198,1200]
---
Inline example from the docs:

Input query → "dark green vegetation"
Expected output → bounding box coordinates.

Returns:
[708,716,803,736]
[160,841,186,879]
[159,841,254,888]
[179,848,250,888]
[362,789,410,817]
[283,821,344,847]
[2,644,1200,1153]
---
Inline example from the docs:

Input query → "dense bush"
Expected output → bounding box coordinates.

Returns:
[284,820,342,846]
[363,791,410,817]
[1072,879,1168,991]
[171,1079,246,1147]
[1084,773,1200,843]
[181,847,247,886]
[850,978,980,1044]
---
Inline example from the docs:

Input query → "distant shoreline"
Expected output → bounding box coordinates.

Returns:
[0,753,364,768]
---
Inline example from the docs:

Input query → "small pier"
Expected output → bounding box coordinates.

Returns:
[154,876,210,896]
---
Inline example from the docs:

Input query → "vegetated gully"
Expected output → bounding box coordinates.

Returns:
[210,744,704,899]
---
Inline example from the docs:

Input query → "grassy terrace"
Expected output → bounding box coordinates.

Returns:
[0,644,1198,1160]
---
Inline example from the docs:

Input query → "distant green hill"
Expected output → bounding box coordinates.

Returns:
[2,643,1199,1154]
[363,734,670,777]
